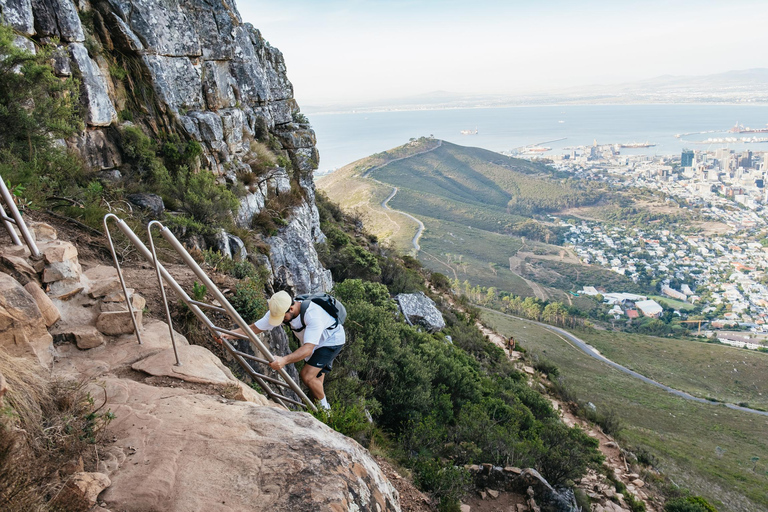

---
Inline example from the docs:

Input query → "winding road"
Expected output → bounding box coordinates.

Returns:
[479,306,768,418]
[381,187,425,252]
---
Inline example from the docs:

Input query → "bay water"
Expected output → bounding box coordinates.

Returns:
[309,104,768,175]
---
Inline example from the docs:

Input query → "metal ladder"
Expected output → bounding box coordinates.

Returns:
[102,213,316,412]
[0,175,41,259]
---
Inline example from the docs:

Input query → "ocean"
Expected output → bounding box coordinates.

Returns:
[308,104,768,175]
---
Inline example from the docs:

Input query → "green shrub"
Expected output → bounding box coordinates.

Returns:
[292,112,309,124]
[0,26,81,158]
[532,356,559,377]
[191,281,207,301]
[664,496,717,512]
[412,458,471,512]
[625,492,647,512]
[170,167,239,225]
[312,398,379,445]
[229,279,266,324]
[574,488,592,510]
[430,272,452,292]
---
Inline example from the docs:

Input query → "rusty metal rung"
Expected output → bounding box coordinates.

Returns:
[250,372,292,389]
[229,349,270,366]
[211,326,249,339]
[269,394,306,408]
[189,299,226,313]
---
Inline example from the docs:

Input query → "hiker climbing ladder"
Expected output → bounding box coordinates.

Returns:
[103,213,317,412]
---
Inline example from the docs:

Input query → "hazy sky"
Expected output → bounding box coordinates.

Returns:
[236,0,768,107]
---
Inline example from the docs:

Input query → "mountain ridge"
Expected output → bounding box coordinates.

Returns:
[304,68,768,113]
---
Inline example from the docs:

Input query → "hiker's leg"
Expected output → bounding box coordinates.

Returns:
[301,364,325,399]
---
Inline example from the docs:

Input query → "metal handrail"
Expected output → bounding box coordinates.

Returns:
[102,214,316,412]
[103,214,144,344]
[0,176,41,258]
[148,220,181,366]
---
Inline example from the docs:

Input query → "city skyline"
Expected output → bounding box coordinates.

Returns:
[238,0,768,107]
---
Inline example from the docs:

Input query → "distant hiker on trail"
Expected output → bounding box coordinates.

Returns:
[223,291,345,411]
[507,336,515,352]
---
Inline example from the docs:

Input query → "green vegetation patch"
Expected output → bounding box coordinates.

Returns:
[483,310,768,511]
[575,329,768,409]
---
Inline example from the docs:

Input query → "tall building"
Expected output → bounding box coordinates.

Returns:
[681,149,695,167]
[740,150,753,169]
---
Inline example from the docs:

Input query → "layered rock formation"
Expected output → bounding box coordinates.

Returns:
[0,0,331,294]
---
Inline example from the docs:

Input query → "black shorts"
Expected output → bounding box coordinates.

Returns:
[305,345,344,375]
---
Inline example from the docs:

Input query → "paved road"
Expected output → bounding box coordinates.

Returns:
[361,140,442,178]
[480,307,768,418]
[381,187,425,252]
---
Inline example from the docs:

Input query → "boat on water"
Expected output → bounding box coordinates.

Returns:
[460,127,478,135]
[729,122,768,134]
[620,142,656,148]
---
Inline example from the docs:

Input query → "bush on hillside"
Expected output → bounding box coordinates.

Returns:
[664,496,717,512]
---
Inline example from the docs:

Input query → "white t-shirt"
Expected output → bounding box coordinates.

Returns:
[254,301,345,359]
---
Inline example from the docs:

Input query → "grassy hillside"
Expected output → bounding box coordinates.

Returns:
[483,309,768,512]
[317,139,611,299]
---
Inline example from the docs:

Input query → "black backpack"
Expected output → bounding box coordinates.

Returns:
[291,293,347,333]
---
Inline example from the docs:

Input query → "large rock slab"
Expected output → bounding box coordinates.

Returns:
[132,344,238,385]
[23,282,61,326]
[0,272,53,367]
[30,0,84,41]
[68,43,117,127]
[40,239,78,264]
[268,201,332,294]
[27,221,57,242]
[73,130,123,171]
[0,0,35,35]
[64,325,107,349]
[98,378,401,512]
[106,0,201,57]
[84,265,122,298]
[96,309,143,336]
[141,55,204,114]
[395,292,445,333]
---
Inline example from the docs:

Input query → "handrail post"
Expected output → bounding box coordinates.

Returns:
[0,176,41,258]
[102,214,144,344]
[147,221,182,366]
[0,203,22,246]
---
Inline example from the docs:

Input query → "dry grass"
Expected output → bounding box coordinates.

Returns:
[0,352,110,512]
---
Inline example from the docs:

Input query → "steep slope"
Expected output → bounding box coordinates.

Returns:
[0,217,402,511]
[0,1,405,510]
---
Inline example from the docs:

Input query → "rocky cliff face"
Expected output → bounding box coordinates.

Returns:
[0,0,331,295]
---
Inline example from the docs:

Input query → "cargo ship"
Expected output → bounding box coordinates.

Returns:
[729,122,768,134]
[620,142,656,148]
